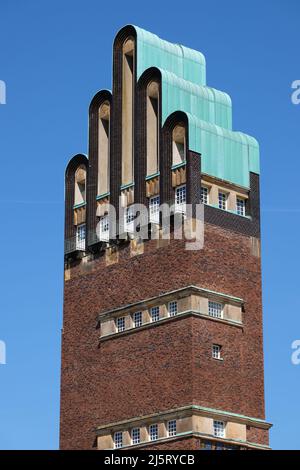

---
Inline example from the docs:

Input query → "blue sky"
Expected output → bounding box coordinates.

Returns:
[0,0,299,450]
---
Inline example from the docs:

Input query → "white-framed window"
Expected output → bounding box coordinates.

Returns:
[116,317,125,333]
[149,195,160,224]
[213,420,225,438]
[201,186,209,205]
[114,431,123,448]
[208,301,223,319]
[212,344,222,360]
[131,427,140,445]
[168,301,178,317]
[236,197,246,216]
[175,185,186,214]
[76,223,86,250]
[150,306,160,322]
[125,205,135,233]
[99,214,109,241]
[218,191,227,210]
[167,420,177,437]
[133,311,142,328]
[149,423,158,441]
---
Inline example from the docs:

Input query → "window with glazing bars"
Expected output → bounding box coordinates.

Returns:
[131,428,140,445]
[208,301,223,319]
[167,420,177,437]
[175,185,186,213]
[168,301,178,317]
[149,424,158,441]
[150,306,160,322]
[133,311,142,328]
[236,197,245,216]
[149,195,160,224]
[201,186,209,204]
[116,317,125,333]
[213,420,225,438]
[218,192,227,210]
[114,431,123,448]
[212,344,222,360]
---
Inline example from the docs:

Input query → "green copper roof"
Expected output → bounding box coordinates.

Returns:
[133,25,206,86]
[117,25,260,188]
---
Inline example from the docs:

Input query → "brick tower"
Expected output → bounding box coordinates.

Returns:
[60,25,271,450]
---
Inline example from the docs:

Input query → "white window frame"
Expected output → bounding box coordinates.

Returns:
[150,306,160,322]
[131,427,140,445]
[114,431,123,449]
[218,191,227,211]
[201,186,209,205]
[116,317,125,333]
[149,195,160,224]
[133,311,142,328]
[175,185,186,214]
[167,419,177,437]
[99,214,109,241]
[76,223,86,250]
[213,420,226,438]
[236,197,246,216]
[149,423,158,441]
[208,301,223,319]
[168,301,178,317]
[212,344,222,360]
[125,205,135,233]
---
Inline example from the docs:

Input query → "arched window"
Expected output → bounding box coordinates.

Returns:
[146,81,159,177]
[172,125,186,166]
[74,165,86,206]
[122,37,135,185]
[98,101,110,196]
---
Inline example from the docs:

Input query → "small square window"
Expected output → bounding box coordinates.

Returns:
[168,301,178,317]
[149,424,158,441]
[150,306,160,322]
[208,301,223,319]
[213,420,225,438]
[116,317,125,333]
[218,192,227,210]
[236,197,246,216]
[167,420,177,437]
[212,344,222,360]
[201,186,209,205]
[133,311,142,328]
[131,427,140,445]
[114,431,123,448]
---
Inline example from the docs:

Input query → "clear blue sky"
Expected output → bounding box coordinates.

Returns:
[0,0,299,450]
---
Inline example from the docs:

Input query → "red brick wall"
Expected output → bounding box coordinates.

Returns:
[60,223,267,449]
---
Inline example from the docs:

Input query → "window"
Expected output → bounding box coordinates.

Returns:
[149,195,160,224]
[149,424,158,441]
[213,420,225,438]
[125,205,135,233]
[212,344,222,360]
[150,306,160,322]
[218,191,227,210]
[236,197,245,216]
[208,301,223,319]
[116,317,125,333]
[114,431,123,448]
[175,185,186,213]
[167,420,177,437]
[76,224,86,250]
[99,214,109,241]
[168,301,178,317]
[133,311,142,328]
[201,186,209,205]
[131,428,140,445]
